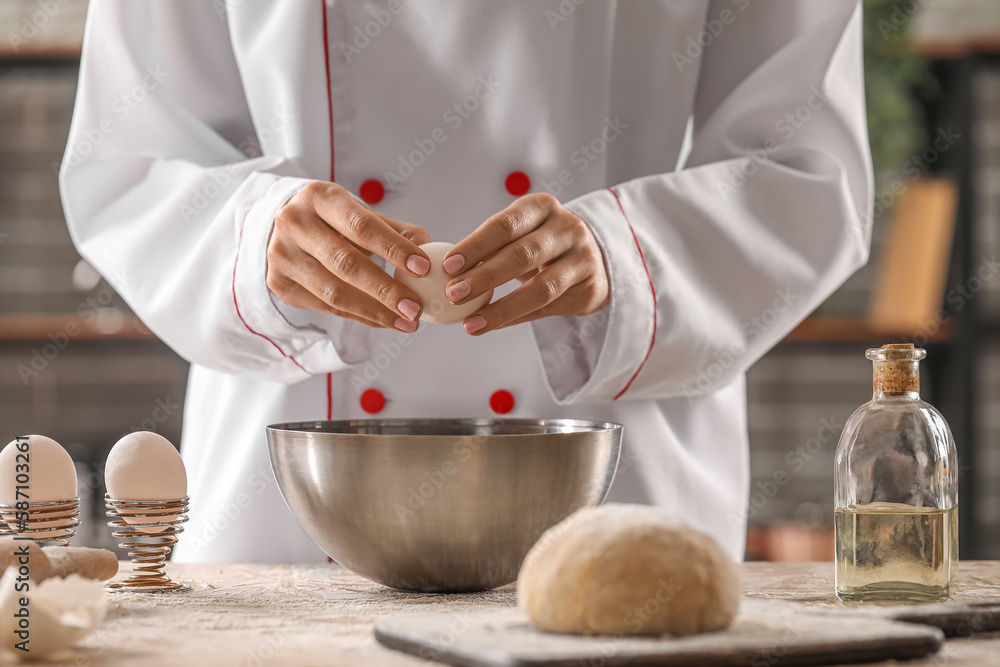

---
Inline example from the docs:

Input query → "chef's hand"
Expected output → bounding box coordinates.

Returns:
[444,193,610,335]
[266,181,431,332]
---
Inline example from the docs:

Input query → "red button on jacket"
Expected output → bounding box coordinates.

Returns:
[504,171,530,197]
[360,388,386,414]
[359,179,385,205]
[490,389,515,415]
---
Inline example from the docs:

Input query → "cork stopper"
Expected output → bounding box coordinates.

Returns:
[865,343,925,394]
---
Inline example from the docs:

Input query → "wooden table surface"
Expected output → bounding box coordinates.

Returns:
[27,561,1000,667]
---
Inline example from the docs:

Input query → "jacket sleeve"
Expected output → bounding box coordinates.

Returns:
[59,0,370,383]
[532,0,873,404]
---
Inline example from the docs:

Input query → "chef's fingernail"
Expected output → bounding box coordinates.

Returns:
[394,317,417,333]
[464,315,486,334]
[406,255,430,276]
[398,298,420,321]
[443,254,465,275]
[447,281,472,303]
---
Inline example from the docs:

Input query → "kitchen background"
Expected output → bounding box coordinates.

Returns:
[0,0,997,559]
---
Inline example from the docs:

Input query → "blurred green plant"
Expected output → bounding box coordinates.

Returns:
[863,0,940,180]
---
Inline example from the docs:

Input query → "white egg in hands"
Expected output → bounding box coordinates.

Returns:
[393,242,493,325]
[0,435,77,539]
[105,432,187,534]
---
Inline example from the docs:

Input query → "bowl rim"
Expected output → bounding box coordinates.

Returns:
[266,417,623,438]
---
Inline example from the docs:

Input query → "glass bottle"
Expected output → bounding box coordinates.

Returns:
[834,343,958,603]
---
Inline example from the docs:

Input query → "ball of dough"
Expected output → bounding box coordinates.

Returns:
[392,242,493,325]
[518,504,740,636]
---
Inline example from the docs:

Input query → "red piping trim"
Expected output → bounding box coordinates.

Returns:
[607,188,656,400]
[321,1,334,182]
[326,372,333,420]
[232,220,308,374]
[321,0,335,417]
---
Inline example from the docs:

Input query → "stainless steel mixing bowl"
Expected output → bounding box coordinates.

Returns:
[266,418,622,592]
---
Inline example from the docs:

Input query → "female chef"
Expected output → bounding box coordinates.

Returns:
[60,1,872,562]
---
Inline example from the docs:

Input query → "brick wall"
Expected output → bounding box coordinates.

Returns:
[746,349,870,530]
[0,65,94,313]
[973,68,1000,559]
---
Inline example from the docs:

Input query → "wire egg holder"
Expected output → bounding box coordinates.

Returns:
[0,498,80,546]
[105,495,190,593]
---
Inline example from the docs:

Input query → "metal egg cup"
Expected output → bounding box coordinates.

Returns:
[0,498,80,546]
[105,495,190,593]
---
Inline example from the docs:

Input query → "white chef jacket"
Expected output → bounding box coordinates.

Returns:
[60,1,872,563]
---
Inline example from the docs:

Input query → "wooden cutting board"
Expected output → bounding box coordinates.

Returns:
[374,599,944,667]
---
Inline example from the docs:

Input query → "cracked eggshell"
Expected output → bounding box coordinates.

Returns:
[0,436,77,539]
[105,432,186,533]
[393,242,493,325]
[0,571,107,660]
